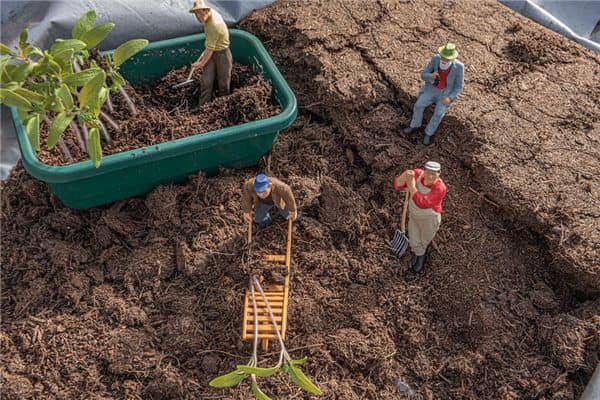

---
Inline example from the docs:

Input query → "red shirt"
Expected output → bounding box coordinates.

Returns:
[434,67,451,90]
[393,168,447,213]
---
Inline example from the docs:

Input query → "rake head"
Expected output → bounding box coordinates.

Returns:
[171,79,194,89]
[390,229,409,258]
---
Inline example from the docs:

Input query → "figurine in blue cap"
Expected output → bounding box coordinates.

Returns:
[403,43,464,145]
[242,174,301,228]
[393,161,447,272]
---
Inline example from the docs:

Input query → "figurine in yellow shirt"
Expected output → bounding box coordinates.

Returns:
[189,0,232,105]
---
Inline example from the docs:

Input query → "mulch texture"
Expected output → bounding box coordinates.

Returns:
[1,1,599,399]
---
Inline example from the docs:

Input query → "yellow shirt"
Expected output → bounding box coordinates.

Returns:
[204,10,230,51]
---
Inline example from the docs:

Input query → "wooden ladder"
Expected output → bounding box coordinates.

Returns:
[242,218,292,351]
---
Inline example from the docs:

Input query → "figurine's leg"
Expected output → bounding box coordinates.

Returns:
[254,203,273,227]
[199,58,216,106]
[215,49,233,97]
[424,98,449,136]
[410,90,436,128]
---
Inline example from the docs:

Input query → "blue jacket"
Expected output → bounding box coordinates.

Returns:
[420,54,464,101]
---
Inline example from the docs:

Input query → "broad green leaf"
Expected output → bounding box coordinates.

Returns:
[0,57,9,72]
[50,39,87,56]
[87,127,102,168]
[236,365,280,378]
[55,84,74,110]
[28,47,44,58]
[0,43,15,56]
[25,114,40,151]
[54,49,74,73]
[208,370,247,388]
[89,87,108,117]
[110,71,126,90]
[79,70,105,108]
[9,63,34,82]
[81,22,115,49]
[63,68,102,88]
[251,380,272,400]
[290,357,308,366]
[19,29,28,51]
[0,89,32,110]
[14,88,44,104]
[47,112,74,149]
[288,365,322,396]
[2,82,19,91]
[113,39,148,66]
[38,55,61,75]
[72,10,96,40]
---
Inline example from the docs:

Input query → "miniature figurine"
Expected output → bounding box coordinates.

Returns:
[189,0,232,105]
[393,161,447,272]
[243,174,302,228]
[403,43,464,145]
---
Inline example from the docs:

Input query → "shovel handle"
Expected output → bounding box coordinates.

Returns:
[400,190,409,232]
[186,66,195,80]
[247,219,252,244]
[285,218,293,272]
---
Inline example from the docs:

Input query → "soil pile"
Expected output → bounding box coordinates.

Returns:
[36,63,281,166]
[2,1,599,399]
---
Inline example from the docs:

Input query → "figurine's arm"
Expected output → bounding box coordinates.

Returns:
[192,48,214,69]
[420,56,437,82]
[448,62,464,101]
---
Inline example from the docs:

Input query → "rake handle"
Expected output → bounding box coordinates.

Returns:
[401,190,409,232]
[247,219,252,244]
[285,218,293,272]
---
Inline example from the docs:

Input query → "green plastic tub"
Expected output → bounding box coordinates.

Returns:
[10,29,297,209]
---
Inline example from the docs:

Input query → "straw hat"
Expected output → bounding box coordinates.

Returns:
[438,43,458,60]
[189,0,210,13]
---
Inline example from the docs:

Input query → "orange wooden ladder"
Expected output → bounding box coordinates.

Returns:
[242,218,292,351]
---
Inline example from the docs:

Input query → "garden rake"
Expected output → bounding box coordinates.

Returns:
[171,66,196,89]
[390,190,410,257]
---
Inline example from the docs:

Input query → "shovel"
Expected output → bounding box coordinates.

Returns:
[171,66,196,89]
[390,190,410,257]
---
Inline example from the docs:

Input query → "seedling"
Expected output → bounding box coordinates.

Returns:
[0,10,148,167]
[209,275,322,399]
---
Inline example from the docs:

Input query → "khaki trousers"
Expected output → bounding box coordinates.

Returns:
[199,48,233,105]
[408,212,441,256]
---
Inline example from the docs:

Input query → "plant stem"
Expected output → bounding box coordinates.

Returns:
[81,124,90,149]
[99,110,121,133]
[252,277,287,353]
[98,120,112,145]
[250,276,259,363]
[69,121,87,153]
[106,93,115,113]
[73,60,81,73]
[58,138,74,163]
[118,86,138,116]
[44,116,73,162]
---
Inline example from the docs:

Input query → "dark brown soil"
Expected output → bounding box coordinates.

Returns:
[36,64,281,166]
[2,1,599,399]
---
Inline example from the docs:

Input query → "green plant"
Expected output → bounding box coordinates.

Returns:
[0,10,148,167]
[209,276,322,399]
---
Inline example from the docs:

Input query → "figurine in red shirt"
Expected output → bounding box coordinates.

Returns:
[393,161,447,272]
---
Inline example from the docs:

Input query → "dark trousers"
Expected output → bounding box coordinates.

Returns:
[199,48,233,105]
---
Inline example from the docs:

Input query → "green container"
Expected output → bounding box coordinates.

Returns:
[10,29,297,209]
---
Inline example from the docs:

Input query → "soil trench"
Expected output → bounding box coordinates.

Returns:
[1,1,599,399]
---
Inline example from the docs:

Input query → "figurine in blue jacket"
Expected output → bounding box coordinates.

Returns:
[403,43,464,145]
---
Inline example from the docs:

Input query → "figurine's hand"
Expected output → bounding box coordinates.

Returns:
[244,212,252,223]
[429,72,439,82]
[442,96,452,106]
[192,61,203,70]
[406,170,415,178]
[289,211,298,221]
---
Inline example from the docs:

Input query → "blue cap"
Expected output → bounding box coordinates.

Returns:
[253,174,270,193]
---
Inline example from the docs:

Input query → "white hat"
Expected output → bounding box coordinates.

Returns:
[424,161,441,172]
[189,0,210,13]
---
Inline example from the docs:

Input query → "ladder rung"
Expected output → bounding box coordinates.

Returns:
[264,254,286,262]
[245,315,282,322]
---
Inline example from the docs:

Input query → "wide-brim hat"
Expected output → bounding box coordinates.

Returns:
[189,0,210,13]
[438,43,458,60]
[424,161,441,172]
[253,174,271,193]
